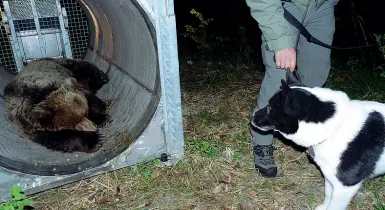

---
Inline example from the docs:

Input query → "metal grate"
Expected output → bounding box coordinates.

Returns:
[35,0,58,18]
[60,0,89,59]
[7,0,33,20]
[0,28,16,71]
[0,0,17,72]
[0,0,89,73]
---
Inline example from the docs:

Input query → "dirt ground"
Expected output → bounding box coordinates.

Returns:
[28,58,385,210]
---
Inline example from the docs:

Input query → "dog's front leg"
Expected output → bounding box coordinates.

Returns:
[323,182,362,210]
[314,178,332,210]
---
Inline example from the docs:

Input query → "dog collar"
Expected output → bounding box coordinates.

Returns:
[306,146,315,159]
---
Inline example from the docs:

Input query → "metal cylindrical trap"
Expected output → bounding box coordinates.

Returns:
[0,0,161,176]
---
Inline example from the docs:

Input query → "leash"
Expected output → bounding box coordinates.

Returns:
[281,0,377,50]
[275,0,376,81]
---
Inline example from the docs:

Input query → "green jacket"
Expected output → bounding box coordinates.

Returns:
[246,0,333,53]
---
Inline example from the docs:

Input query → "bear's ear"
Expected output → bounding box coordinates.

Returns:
[30,106,54,125]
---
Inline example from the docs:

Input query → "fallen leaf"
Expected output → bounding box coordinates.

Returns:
[123,133,132,145]
[145,202,152,208]
[247,190,257,196]
[151,169,160,179]
[247,154,253,159]
[220,171,234,184]
[212,184,222,194]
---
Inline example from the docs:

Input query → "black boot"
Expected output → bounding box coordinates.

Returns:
[253,145,277,178]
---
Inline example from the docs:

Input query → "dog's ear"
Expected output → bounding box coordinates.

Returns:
[281,79,291,93]
[286,69,302,86]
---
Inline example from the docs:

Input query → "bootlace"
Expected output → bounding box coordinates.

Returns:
[253,145,275,157]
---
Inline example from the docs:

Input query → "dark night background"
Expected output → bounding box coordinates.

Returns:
[173,0,385,67]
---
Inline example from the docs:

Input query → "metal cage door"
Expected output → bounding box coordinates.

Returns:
[2,0,72,72]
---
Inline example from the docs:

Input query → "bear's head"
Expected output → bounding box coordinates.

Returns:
[30,78,96,132]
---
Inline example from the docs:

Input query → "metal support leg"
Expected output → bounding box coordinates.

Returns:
[154,0,184,166]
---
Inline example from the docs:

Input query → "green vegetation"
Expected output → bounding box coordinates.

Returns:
[0,185,33,210]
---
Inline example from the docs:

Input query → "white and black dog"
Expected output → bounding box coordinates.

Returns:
[250,70,385,210]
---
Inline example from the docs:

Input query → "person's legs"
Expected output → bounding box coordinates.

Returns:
[251,1,335,177]
[251,2,300,178]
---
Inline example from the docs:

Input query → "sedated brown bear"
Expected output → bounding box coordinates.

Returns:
[3,57,110,153]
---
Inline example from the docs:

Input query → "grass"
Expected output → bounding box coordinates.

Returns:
[23,56,385,209]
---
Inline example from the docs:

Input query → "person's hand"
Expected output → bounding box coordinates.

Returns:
[275,48,296,72]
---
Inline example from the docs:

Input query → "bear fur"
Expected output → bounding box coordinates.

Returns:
[3,57,109,153]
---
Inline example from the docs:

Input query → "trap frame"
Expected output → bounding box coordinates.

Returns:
[0,0,183,201]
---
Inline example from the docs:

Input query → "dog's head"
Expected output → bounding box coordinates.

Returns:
[251,70,340,147]
[251,73,336,135]
[250,79,312,134]
[251,69,310,132]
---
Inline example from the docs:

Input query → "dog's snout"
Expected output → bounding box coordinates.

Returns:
[251,112,263,126]
[253,116,266,127]
[250,106,273,130]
